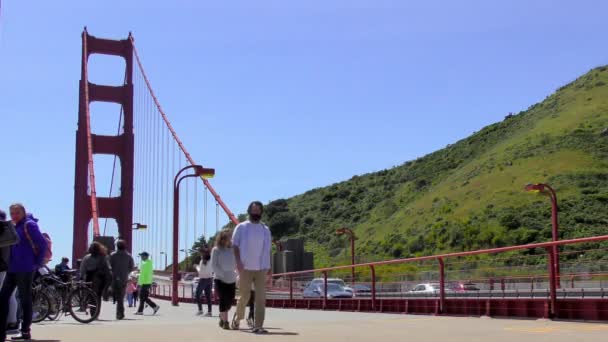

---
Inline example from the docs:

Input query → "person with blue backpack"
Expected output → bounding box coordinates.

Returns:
[0,203,48,341]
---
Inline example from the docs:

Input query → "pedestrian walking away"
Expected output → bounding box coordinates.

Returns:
[135,252,159,315]
[195,246,213,317]
[232,201,272,334]
[211,229,237,330]
[109,240,135,320]
[0,204,48,341]
[80,241,112,310]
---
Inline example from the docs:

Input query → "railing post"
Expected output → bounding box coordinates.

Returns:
[323,271,328,310]
[289,275,294,302]
[501,278,505,291]
[438,257,445,314]
[547,247,557,318]
[370,265,376,311]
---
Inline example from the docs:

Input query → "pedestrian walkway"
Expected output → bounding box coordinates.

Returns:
[32,300,608,342]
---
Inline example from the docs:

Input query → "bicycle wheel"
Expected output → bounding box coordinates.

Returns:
[32,290,51,323]
[46,294,62,321]
[67,286,100,324]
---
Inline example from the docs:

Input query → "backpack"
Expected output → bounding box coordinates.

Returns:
[42,233,53,264]
[23,222,53,264]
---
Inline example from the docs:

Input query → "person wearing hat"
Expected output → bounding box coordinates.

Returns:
[135,252,159,315]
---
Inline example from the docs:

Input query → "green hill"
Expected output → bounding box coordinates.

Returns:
[260,66,608,270]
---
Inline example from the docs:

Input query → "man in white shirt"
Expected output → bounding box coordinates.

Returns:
[232,201,271,334]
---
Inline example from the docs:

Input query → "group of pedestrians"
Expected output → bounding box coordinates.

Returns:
[203,201,272,334]
[78,240,159,320]
[0,200,271,340]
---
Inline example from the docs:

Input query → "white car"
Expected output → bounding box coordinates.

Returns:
[408,283,441,294]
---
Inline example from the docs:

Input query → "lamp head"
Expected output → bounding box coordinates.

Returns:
[195,166,215,179]
[525,183,546,193]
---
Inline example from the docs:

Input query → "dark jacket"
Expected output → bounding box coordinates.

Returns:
[109,250,134,284]
[80,254,112,284]
[9,214,47,273]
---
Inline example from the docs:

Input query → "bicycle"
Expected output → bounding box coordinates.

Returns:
[34,272,101,323]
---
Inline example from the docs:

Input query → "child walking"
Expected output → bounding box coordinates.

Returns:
[126,279,137,308]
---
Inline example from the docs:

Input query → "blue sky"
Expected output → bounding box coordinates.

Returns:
[1,0,607,262]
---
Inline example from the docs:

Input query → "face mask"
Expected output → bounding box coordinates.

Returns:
[250,214,262,222]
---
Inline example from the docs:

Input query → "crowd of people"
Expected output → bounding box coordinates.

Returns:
[0,200,273,340]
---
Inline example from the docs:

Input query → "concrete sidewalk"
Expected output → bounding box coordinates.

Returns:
[29,300,608,342]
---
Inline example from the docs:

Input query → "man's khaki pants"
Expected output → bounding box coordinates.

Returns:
[236,270,266,328]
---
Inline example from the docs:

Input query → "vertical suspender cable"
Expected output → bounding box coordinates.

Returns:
[194,179,198,246]
[185,169,190,267]
[204,187,208,241]
[131,41,239,226]
[216,202,220,235]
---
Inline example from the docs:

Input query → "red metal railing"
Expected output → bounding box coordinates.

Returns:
[152,234,608,320]
[268,234,608,320]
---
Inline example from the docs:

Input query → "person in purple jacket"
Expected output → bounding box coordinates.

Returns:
[0,203,48,341]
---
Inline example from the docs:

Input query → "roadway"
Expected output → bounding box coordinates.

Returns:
[31,299,608,342]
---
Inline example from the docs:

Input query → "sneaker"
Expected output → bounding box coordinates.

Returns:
[11,333,31,340]
[219,319,225,328]
[204,312,212,317]
[253,328,268,335]
[6,324,19,335]
[222,321,231,330]
[153,306,160,315]
[196,310,204,316]
[134,312,143,316]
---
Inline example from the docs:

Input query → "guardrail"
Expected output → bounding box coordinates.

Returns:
[267,234,608,320]
[151,234,608,321]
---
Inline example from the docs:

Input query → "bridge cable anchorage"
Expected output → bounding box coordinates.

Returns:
[130,38,239,226]
[82,31,101,237]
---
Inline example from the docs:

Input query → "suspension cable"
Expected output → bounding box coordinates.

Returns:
[130,39,239,225]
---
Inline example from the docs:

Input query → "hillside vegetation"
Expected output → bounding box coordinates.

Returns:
[255,66,608,271]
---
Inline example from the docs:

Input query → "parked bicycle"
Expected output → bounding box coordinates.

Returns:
[33,270,101,323]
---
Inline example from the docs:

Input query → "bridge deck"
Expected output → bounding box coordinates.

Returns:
[32,300,608,341]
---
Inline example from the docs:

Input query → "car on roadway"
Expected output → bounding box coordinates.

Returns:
[351,284,372,294]
[449,282,480,292]
[303,283,354,299]
[307,278,355,295]
[182,273,196,282]
[408,283,441,294]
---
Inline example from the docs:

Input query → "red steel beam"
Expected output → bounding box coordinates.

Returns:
[82,30,101,237]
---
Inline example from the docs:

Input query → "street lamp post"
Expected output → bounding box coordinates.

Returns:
[525,183,561,288]
[172,165,215,306]
[160,252,168,271]
[336,227,356,284]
